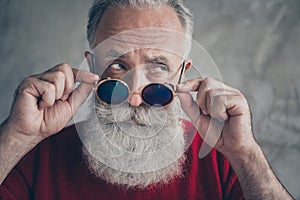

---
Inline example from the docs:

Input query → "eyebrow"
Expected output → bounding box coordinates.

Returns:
[144,55,170,64]
[105,50,128,59]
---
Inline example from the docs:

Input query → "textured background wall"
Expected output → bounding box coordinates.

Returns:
[0,0,299,198]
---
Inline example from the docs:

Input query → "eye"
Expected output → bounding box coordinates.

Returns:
[156,65,168,71]
[148,64,169,73]
[109,63,126,70]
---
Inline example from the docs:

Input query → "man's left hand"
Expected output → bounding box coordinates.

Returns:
[176,78,257,159]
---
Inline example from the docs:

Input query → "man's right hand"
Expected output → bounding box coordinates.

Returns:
[0,63,98,185]
[4,63,99,141]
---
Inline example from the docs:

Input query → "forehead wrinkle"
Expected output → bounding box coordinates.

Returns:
[96,6,184,38]
[102,36,181,62]
[106,48,173,62]
[111,32,169,47]
[98,35,164,60]
[105,49,128,59]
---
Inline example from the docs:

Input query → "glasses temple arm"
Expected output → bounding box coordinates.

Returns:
[177,61,186,84]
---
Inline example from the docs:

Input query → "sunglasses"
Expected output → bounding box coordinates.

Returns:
[94,62,186,107]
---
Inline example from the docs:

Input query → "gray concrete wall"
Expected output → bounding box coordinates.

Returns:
[0,0,299,198]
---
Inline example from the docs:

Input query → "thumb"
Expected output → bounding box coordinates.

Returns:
[176,78,204,93]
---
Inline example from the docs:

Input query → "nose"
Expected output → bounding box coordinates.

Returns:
[122,68,146,107]
[122,65,148,107]
[128,92,143,107]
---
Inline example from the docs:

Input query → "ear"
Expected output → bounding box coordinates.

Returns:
[184,59,192,71]
[84,51,94,73]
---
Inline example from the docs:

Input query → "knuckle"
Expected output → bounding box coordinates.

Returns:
[236,92,247,103]
[22,76,37,83]
[203,77,210,82]
[61,63,71,70]
[56,63,71,72]
[204,77,225,89]
[18,77,35,92]
[204,77,214,84]
[234,88,242,93]
[47,83,56,93]
[240,92,247,99]
[22,76,34,84]
[54,71,65,81]
[241,96,249,106]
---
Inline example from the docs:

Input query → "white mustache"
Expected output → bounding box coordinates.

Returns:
[93,102,175,127]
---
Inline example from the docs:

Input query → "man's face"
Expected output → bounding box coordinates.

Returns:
[81,5,188,189]
[90,5,187,107]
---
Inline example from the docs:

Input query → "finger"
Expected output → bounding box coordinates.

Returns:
[196,81,209,115]
[176,92,201,125]
[226,93,249,117]
[188,78,238,116]
[177,78,221,115]
[38,71,65,100]
[19,77,56,110]
[202,88,235,121]
[206,93,229,122]
[49,64,98,100]
[207,90,248,121]
[176,92,222,148]
[50,63,74,101]
[176,78,204,92]
[68,82,94,115]
[194,78,225,115]
[72,68,99,83]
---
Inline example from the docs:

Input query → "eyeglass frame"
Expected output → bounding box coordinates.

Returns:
[89,51,186,107]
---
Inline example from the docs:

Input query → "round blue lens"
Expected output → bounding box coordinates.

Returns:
[142,83,173,107]
[97,80,129,105]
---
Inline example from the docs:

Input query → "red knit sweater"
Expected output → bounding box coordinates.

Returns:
[0,122,244,200]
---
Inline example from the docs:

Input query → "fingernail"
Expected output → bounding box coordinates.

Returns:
[201,109,207,115]
[61,94,69,101]
[39,103,45,110]
[177,83,190,90]
[89,73,99,80]
[177,83,184,88]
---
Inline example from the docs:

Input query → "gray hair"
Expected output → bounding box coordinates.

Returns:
[87,0,194,48]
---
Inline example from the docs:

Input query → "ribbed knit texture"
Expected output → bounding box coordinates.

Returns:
[0,121,244,200]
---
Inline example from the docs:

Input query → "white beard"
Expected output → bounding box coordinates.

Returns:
[80,99,186,189]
